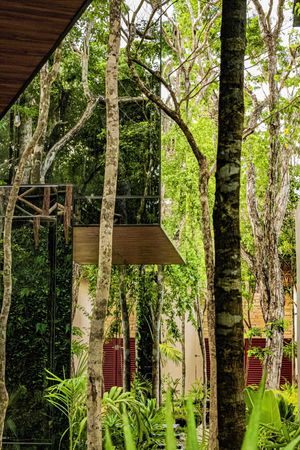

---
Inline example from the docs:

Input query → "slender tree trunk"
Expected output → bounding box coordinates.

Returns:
[264,247,284,388]
[152,266,164,405]
[126,18,219,448]
[86,2,121,448]
[181,312,186,397]
[20,111,33,184]
[194,299,208,436]
[71,262,82,377]
[120,266,131,392]
[0,56,60,447]
[246,0,288,390]
[136,266,153,383]
[198,169,218,450]
[213,1,246,448]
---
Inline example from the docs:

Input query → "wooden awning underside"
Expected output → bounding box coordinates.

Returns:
[0,0,92,119]
[73,226,184,265]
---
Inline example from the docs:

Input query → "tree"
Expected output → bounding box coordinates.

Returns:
[119,266,131,392]
[86,0,121,448]
[243,0,297,389]
[213,0,246,448]
[0,53,61,447]
[125,3,220,445]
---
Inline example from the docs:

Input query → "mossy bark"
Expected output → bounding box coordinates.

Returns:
[86,1,121,449]
[213,1,246,448]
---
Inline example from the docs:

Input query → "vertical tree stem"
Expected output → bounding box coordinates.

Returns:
[86,1,121,448]
[213,0,246,448]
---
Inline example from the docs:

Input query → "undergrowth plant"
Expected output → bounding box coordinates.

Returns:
[242,373,300,450]
[104,391,206,450]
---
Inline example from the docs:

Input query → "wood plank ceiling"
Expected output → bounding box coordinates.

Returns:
[0,0,92,119]
[73,226,185,265]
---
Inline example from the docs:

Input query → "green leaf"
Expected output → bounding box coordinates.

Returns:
[105,427,115,450]
[259,390,282,429]
[186,397,199,449]
[122,409,136,450]
[241,371,266,450]
[284,434,300,450]
[165,391,177,450]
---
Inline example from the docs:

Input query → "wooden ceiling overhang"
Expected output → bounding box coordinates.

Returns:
[73,226,185,265]
[0,0,92,120]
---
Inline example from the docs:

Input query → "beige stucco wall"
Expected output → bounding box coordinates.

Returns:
[161,316,204,393]
[73,278,136,343]
[73,278,92,345]
[74,278,204,392]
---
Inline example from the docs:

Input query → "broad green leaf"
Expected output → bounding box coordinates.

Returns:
[122,409,136,450]
[284,434,300,450]
[186,397,199,449]
[165,392,177,450]
[241,371,266,450]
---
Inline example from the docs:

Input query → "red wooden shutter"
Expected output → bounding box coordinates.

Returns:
[103,338,136,391]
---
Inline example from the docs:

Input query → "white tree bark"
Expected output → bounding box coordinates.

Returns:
[247,0,291,389]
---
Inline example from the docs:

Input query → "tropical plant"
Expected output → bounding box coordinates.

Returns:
[104,391,207,450]
[45,371,167,450]
[242,374,300,450]
[45,371,87,450]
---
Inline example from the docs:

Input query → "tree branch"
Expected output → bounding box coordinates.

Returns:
[246,162,263,242]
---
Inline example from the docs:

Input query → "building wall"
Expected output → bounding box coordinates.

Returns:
[74,279,204,392]
[244,292,294,339]
[74,278,294,391]
[202,292,294,339]
[161,316,204,394]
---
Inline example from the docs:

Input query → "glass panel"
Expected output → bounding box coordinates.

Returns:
[74,196,160,225]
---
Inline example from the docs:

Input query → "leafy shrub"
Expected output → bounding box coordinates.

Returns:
[243,374,300,450]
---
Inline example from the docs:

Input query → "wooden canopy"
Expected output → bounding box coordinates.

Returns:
[0,0,92,119]
[73,226,184,265]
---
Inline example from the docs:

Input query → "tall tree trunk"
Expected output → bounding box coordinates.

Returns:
[194,299,208,437]
[136,266,153,383]
[213,1,246,448]
[86,1,121,449]
[152,266,164,405]
[181,312,186,397]
[119,266,131,392]
[198,169,218,450]
[126,16,219,448]
[0,55,60,447]
[248,0,287,390]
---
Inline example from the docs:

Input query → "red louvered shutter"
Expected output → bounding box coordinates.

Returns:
[205,338,293,386]
[205,338,210,381]
[246,338,293,386]
[103,338,136,391]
